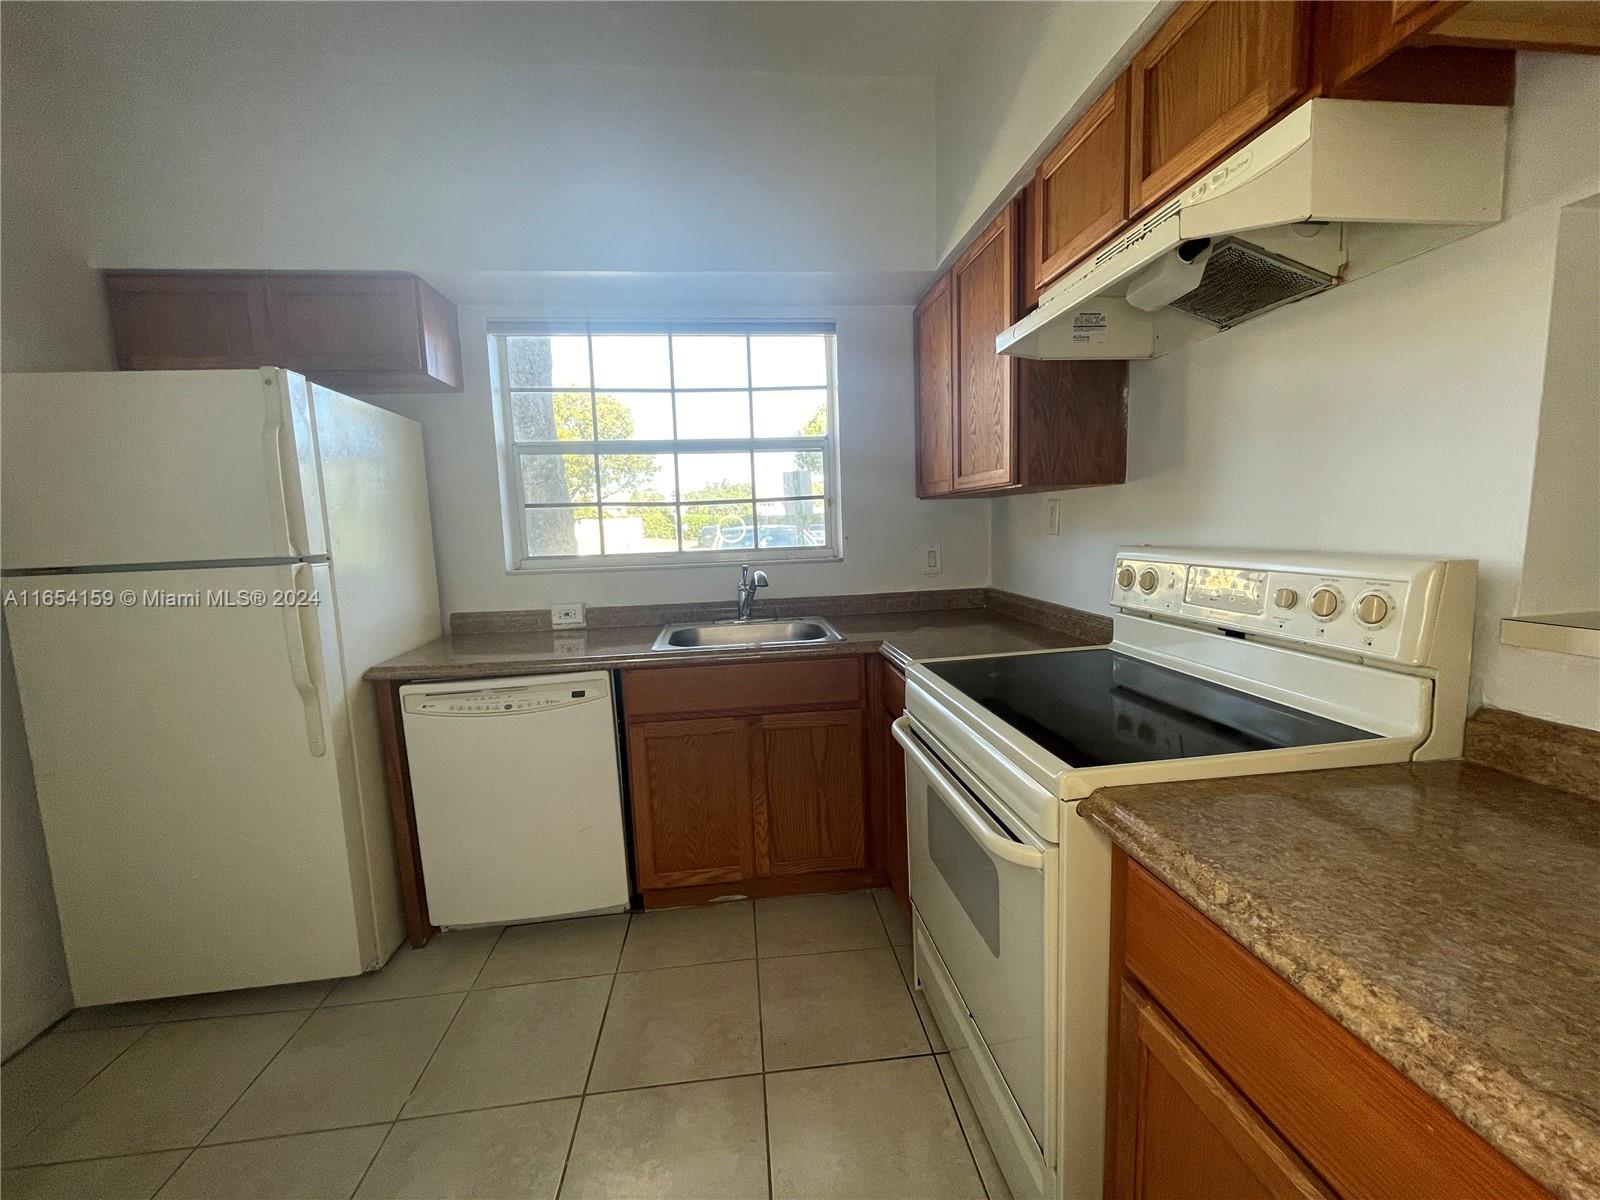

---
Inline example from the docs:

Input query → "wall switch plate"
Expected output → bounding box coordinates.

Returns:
[551,602,586,629]
[923,544,942,575]
[1046,499,1061,536]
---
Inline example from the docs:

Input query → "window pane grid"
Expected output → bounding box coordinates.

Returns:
[499,329,836,564]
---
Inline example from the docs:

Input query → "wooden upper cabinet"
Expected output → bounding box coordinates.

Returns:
[914,275,955,498]
[1127,0,1310,216]
[627,716,755,890]
[753,710,866,877]
[912,195,1127,500]
[1032,74,1131,292]
[104,270,464,394]
[951,204,1019,492]
[104,273,272,371]
[1115,982,1334,1200]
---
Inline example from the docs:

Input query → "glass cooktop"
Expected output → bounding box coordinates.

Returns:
[926,648,1377,768]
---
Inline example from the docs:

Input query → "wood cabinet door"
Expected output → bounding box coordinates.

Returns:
[752,710,867,876]
[1314,1,1465,95]
[627,717,755,889]
[104,273,272,370]
[1127,1,1309,216]
[1033,74,1131,291]
[951,204,1019,492]
[914,274,955,497]
[1114,982,1333,1200]
[263,274,423,372]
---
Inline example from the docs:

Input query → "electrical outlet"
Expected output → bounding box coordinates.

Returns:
[1046,499,1061,536]
[550,602,586,629]
[923,544,942,575]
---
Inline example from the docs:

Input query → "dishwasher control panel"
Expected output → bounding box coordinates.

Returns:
[401,678,604,717]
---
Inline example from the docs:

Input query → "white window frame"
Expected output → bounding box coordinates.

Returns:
[492,321,844,573]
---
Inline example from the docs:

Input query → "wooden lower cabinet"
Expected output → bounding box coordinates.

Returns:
[1106,852,1552,1200]
[621,660,877,903]
[754,711,866,876]
[627,717,755,889]
[1115,982,1331,1200]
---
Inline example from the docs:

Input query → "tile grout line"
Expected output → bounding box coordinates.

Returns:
[163,1005,321,1187]
[555,925,628,1200]
[752,902,775,1200]
[346,1121,399,1200]
[5,1019,162,1154]
[932,1056,995,1200]
[391,987,474,1121]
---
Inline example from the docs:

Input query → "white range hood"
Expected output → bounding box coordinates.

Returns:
[997,99,1510,360]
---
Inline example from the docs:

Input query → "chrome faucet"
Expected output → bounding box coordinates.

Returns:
[735,564,769,622]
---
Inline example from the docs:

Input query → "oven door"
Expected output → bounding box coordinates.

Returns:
[894,715,1055,1150]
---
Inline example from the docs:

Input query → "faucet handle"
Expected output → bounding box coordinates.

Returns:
[751,569,768,589]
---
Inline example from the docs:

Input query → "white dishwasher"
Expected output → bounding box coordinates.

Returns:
[400,672,630,926]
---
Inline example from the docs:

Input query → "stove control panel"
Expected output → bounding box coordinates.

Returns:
[1109,548,1470,667]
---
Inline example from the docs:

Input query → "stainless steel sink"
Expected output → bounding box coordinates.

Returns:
[651,617,844,652]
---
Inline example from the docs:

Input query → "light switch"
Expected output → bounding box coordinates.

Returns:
[1046,499,1061,536]
[923,545,942,575]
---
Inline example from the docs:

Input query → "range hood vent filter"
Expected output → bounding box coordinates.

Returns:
[1170,238,1336,329]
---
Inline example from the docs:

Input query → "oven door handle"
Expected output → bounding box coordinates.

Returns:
[893,717,1044,871]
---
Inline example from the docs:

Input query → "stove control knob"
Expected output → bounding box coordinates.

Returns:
[1356,592,1390,626]
[1274,587,1299,610]
[1116,565,1136,590]
[1309,587,1340,619]
[1137,568,1159,594]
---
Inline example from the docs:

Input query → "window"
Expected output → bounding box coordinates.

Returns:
[493,324,840,568]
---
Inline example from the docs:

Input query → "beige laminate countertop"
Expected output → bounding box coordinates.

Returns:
[1080,762,1600,1200]
[366,608,1092,681]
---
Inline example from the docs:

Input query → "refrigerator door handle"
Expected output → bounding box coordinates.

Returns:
[282,564,327,757]
[264,370,311,559]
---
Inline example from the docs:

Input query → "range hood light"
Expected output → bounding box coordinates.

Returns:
[1125,239,1213,312]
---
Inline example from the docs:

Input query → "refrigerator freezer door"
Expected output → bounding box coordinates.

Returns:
[5,564,368,1004]
[1,369,326,570]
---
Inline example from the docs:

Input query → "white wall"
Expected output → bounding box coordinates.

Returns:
[0,1,939,370]
[991,54,1600,730]
[1,625,73,1054]
[375,304,990,616]
[932,1,1164,262]
[1517,200,1599,617]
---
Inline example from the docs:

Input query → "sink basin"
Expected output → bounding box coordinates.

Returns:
[651,617,844,652]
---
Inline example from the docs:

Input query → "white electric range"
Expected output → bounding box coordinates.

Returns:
[892,548,1476,1200]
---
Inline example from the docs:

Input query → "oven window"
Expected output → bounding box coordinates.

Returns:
[926,785,1001,957]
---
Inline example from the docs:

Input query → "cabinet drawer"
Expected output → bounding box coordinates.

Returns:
[1120,858,1548,1200]
[621,657,864,719]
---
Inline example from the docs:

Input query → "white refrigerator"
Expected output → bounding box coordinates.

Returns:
[2,368,442,1006]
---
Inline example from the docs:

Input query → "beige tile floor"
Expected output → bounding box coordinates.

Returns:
[1,889,1011,1200]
